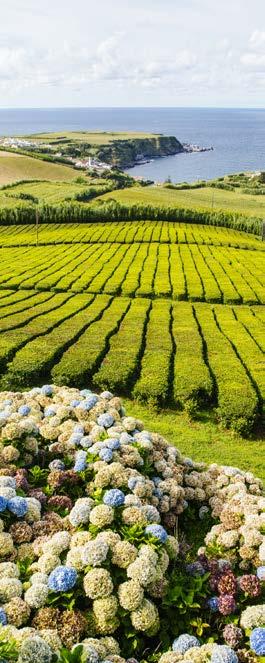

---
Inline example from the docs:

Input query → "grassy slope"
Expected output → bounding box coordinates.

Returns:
[123,399,265,481]
[0,180,105,205]
[99,185,265,218]
[0,154,80,184]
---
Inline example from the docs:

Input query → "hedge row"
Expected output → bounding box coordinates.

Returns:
[219,247,265,304]
[121,245,148,297]
[0,220,262,250]
[3,294,110,389]
[153,244,171,298]
[199,246,242,304]
[0,293,71,373]
[70,245,120,293]
[136,244,159,297]
[195,304,259,435]
[94,298,151,393]
[0,200,261,235]
[51,297,129,387]
[215,306,265,411]
[133,300,172,407]
[172,303,213,409]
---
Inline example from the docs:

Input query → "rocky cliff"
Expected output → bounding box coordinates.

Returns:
[95,135,184,168]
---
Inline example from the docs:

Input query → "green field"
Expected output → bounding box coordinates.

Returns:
[0,152,81,184]
[24,130,155,144]
[99,184,265,217]
[0,220,262,248]
[0,178,110,205]
[0,220,263,443]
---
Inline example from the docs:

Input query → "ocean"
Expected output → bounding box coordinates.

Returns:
[0,107,264,183]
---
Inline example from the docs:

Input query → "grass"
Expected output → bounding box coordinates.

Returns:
[23,130,156,145]
[0,154,81,185]
[0,180,106,205]
[123,398,265,481]
[99,185,265,218]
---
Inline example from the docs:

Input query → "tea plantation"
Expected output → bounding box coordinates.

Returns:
[0,219,263,439]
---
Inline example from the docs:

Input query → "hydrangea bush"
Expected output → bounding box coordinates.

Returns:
[0,384,264,663]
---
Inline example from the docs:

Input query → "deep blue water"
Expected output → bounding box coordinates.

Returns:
[0,107,264,183]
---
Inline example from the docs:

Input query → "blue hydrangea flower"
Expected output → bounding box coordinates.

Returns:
[0,496,7,512]
[211,645,238,663]
[8,496,28,517]
[41,384,53,396]
[18,405,31,416]
[145,524,168,543]
[97,413,114,428]
[73,424,84,435]
[186,561,205,576]
[152,477,162,486]
[0,476,16,489]
[103,488,125,507]
[0,608,7,625]
[48,566,77,592]
[69,433,83,446]
[49,459,65,471]
[172,634,200,654]
[70,399,80,408]
[80,389,93,397]
[80,436,93,449]
[78,644,99,663]
[250,628,265,656]
[100,391,113,399]
[153,488,163,498]
[106,438,120,450]
[99,448,113,462]
[79,395,98,411]
[207,597,219,612]
[128,477,143,490]
[74,450,87,472]
[120,432,134,445]
[256,566,265,581]
[44,406,57,417]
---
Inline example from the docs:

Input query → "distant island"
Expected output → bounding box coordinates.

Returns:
[0,130,213,172]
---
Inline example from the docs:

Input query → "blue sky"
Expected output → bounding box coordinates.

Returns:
[1,0,265,107]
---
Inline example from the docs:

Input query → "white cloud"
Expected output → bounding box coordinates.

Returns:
[249,30,265,48]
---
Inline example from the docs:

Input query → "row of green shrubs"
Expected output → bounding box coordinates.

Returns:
[0,199,261,234]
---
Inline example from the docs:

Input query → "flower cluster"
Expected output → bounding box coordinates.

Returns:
[0,385,264,663]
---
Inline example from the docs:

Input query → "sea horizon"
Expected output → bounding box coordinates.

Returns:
[0,106,264,182]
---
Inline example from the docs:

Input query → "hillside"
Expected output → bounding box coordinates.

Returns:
[4,130,184,169]
[0,151,81,184]
[97,183,265,218]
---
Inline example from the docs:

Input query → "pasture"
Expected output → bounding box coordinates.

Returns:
[0,153,82,184]
[99,184,265,217]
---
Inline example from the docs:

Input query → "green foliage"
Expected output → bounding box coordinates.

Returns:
[55,646,85,663]
[0,632,19,661]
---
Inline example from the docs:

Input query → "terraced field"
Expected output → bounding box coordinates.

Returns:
[0,238,263,304]
[0,220,262,248]
[0,220,263,436]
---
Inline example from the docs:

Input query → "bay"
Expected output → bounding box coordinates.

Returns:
[0,106,264,183]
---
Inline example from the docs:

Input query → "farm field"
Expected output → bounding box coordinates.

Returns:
[99,184,265,217]
[24,130,155,144]
[0,221,263,248]
[0,287,263,437]
[0,179,109,205]
[0,152,82,184]
[0,216,263,445]
[0,239,263,304]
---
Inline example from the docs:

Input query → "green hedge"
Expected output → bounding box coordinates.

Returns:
[0,200,261,235]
